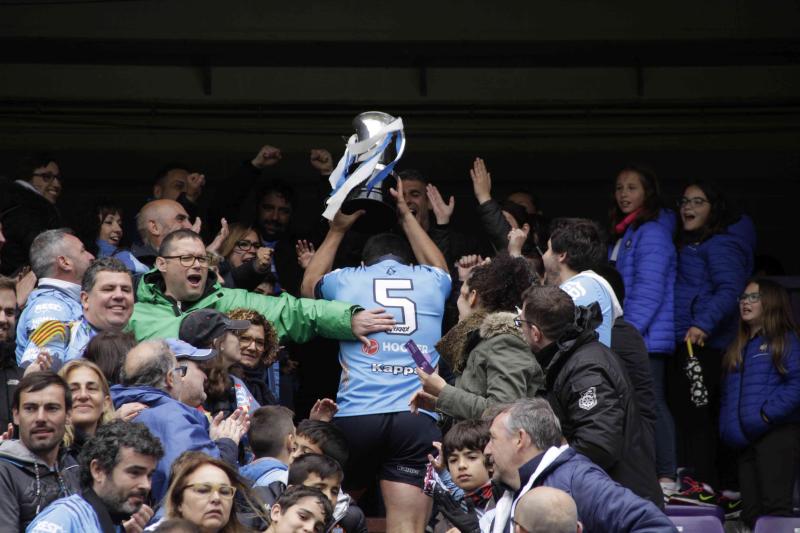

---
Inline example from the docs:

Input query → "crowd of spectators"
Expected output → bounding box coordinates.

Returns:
[0,143,796,533]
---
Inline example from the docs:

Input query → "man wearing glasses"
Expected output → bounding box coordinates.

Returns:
[0,153,63,275]
[128,228,395,347]
[27,420,164,533]
[111,339,247,504]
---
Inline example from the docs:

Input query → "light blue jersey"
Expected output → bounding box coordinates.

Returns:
[27,494,103,533]
[560,271,618,347]
[317,259,451,417]
[16,280,83,368]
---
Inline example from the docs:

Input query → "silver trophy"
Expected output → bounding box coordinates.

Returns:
[332,111,405,234]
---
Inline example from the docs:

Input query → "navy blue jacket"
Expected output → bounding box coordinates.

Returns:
[719,333,800,449]
[111,385,237,504]
[527,448,675,532]
[674,218,755,350]
[610,210,676,354]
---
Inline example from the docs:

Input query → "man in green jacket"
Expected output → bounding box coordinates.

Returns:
[128,229,395,345]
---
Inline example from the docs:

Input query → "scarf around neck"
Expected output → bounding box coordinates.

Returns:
[614,207,642,235]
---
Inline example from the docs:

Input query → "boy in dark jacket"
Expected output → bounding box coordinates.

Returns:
[291,420,367,533]
[290,453,367,533]
[428,419,496,533]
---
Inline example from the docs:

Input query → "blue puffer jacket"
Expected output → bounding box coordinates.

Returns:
[529,447,675,532]
[610,210,676,354]
[111,385,235,504]
[674,223,754,350]
[719,333,800,449]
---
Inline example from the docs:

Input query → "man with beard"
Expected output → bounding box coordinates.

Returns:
[540,218,621,347]
[0,275,22,431]
[0,372,80,531]
[398,169,476,270]
[22,258,135,374]
[16,229,95,367]
[27,419,163,533]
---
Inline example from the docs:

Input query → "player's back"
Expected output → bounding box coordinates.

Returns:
[316,259,451,417]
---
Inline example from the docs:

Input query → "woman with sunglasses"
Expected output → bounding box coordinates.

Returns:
[719,279,800,527]
[671,181,755,493]
[163,452,263,533]
[216,224,274,291]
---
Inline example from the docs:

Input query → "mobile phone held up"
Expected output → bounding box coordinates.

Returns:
[405,339,435,374]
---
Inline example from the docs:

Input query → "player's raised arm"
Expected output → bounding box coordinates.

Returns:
[392,179,448,271]
[300,208,365,298]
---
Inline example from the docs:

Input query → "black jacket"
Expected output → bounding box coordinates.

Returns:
[0,440,80,531]
[0,342,22,431]
[535,304,663,508]
[0,180,62,276]
[611,318,658,442]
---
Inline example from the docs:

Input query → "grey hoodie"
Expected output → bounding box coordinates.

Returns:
[0,439,80,532]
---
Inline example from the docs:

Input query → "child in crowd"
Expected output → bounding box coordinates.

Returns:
[291,420,368,533]
[428,419,495,532]
[240,406,296,491]
[292,419,350,469]
[289,453,367,533]
[264,485,333,533]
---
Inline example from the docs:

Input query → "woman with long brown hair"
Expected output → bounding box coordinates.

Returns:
[719,278,800,527]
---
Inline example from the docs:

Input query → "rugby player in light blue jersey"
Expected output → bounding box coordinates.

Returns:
[542,218,622,347]
[301,179,451,533]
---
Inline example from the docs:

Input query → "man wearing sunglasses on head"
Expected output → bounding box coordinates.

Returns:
[128,228,395,349]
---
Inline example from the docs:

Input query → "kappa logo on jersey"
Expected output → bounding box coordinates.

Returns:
[362,339,379,356]
[578,387,597,411]
[371,363,417,376]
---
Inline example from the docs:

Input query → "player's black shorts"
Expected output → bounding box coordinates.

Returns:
[334,411,441,489]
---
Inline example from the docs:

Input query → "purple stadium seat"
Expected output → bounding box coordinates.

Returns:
[753,515,800,533]
[665,504,725,523]
[668,515,725,533]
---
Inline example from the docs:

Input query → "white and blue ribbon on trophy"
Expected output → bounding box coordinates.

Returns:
[323,117,405,221]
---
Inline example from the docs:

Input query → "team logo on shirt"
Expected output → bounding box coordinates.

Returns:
[362,339,379,356]
[578,387,597,411]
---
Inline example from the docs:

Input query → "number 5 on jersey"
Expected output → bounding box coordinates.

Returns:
[374,278,417,335]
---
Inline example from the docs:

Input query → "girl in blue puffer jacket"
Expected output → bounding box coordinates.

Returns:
[672,181,754,490]
[720,278,800,527]
[608,165,677,491]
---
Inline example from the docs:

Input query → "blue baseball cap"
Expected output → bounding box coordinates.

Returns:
[165,338,217,362]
